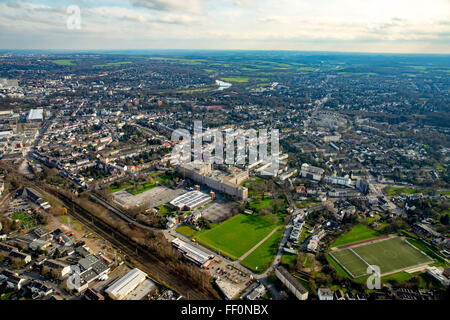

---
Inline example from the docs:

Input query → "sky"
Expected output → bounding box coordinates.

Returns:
[0,0,449,53]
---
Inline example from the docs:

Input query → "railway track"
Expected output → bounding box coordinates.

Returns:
[52,190,215,300]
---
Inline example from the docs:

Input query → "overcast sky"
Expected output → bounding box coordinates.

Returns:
[1,0,449,53]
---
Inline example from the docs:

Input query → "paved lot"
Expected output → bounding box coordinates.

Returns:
[197,200,239,223]
[113,187,187,209]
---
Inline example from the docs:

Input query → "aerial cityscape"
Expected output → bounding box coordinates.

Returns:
[0,0,449,311]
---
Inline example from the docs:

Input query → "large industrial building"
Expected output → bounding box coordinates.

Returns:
[170,190,212,211]
[171,238,214,268]
[105,268,147,300]
[27,108,44,122]
[176,163,248,200]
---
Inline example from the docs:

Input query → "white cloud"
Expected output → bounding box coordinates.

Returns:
[0,0,448,52]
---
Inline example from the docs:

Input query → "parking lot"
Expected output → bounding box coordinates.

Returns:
[112,187,187,209]
[197,199,239,223]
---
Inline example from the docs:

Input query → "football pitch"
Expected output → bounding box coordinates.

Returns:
[329,237,433,278]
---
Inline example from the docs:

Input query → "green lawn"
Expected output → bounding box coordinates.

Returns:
[296,200,321,209]
[240,227,284,273]
[94,61,132,67]
[220,77,249,83]
[176,225,197,238]
[383,186,450,196]
[126,181,157,195]
[156,204,173,216]
[12,212,37,228]
[52,59,76,66]
[331,224,379,248]
[194,214,279,260]
[281,253,297,267]
[177,88,213,94]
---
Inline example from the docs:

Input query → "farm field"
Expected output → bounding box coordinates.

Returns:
[240,227,284,273]
[330,237,433,278]
[194,214,278,260]
[331,224,379,248]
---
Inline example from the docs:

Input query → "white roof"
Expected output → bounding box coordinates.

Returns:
[27,108,43,121]
[170,190,211,209]
[105,268,147,300]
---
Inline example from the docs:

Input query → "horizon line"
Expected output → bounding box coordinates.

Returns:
[1,48,449,56]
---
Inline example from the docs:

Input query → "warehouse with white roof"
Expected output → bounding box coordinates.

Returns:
[105,268,147,300]
[27,108,44,122]
[170,190,212,211]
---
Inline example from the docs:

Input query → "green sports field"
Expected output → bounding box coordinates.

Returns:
[195,214,278,260]
[330,237,433,278]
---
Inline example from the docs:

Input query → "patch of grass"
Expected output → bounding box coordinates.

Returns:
[281,253,297,267]
[240,227,284,273]
[126,181,157,195]
[52,59,76,66]
[177,87,213,94]
[94,61,132,68]
[220,77,250,83]
[195,214,278,260]
[383,186,450,196]
[11,212,37,228]
[296,200,321,209]
[176,225,197,238]
[156,204,172,216]
[331,224,379,248]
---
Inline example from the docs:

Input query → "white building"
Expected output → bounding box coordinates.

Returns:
[318,287,334,300]
[106,268,147,300]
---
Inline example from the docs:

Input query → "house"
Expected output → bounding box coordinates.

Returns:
[0,270,27,291]
[9,250,32,265]
[27,281,53,299]
[42,259,71,279]
[246,284,266,300]
[318,287,334,300]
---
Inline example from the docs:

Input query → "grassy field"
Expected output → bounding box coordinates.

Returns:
[11,212,37,228]
[331,224,379,248]
[126,181,157,195]
[195,214,278,260]
[177,88,213,94]
[156,204,173,216]
[110,174,173,195]
[383,186,450,196]
[176,225,197,238]
[281,253,297,267]
[296,200,321,209]
[240,227,284,273]
[330,237,433,278]
[93,61,132,67]
[52,59,76,66]
[220,77,249,83]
